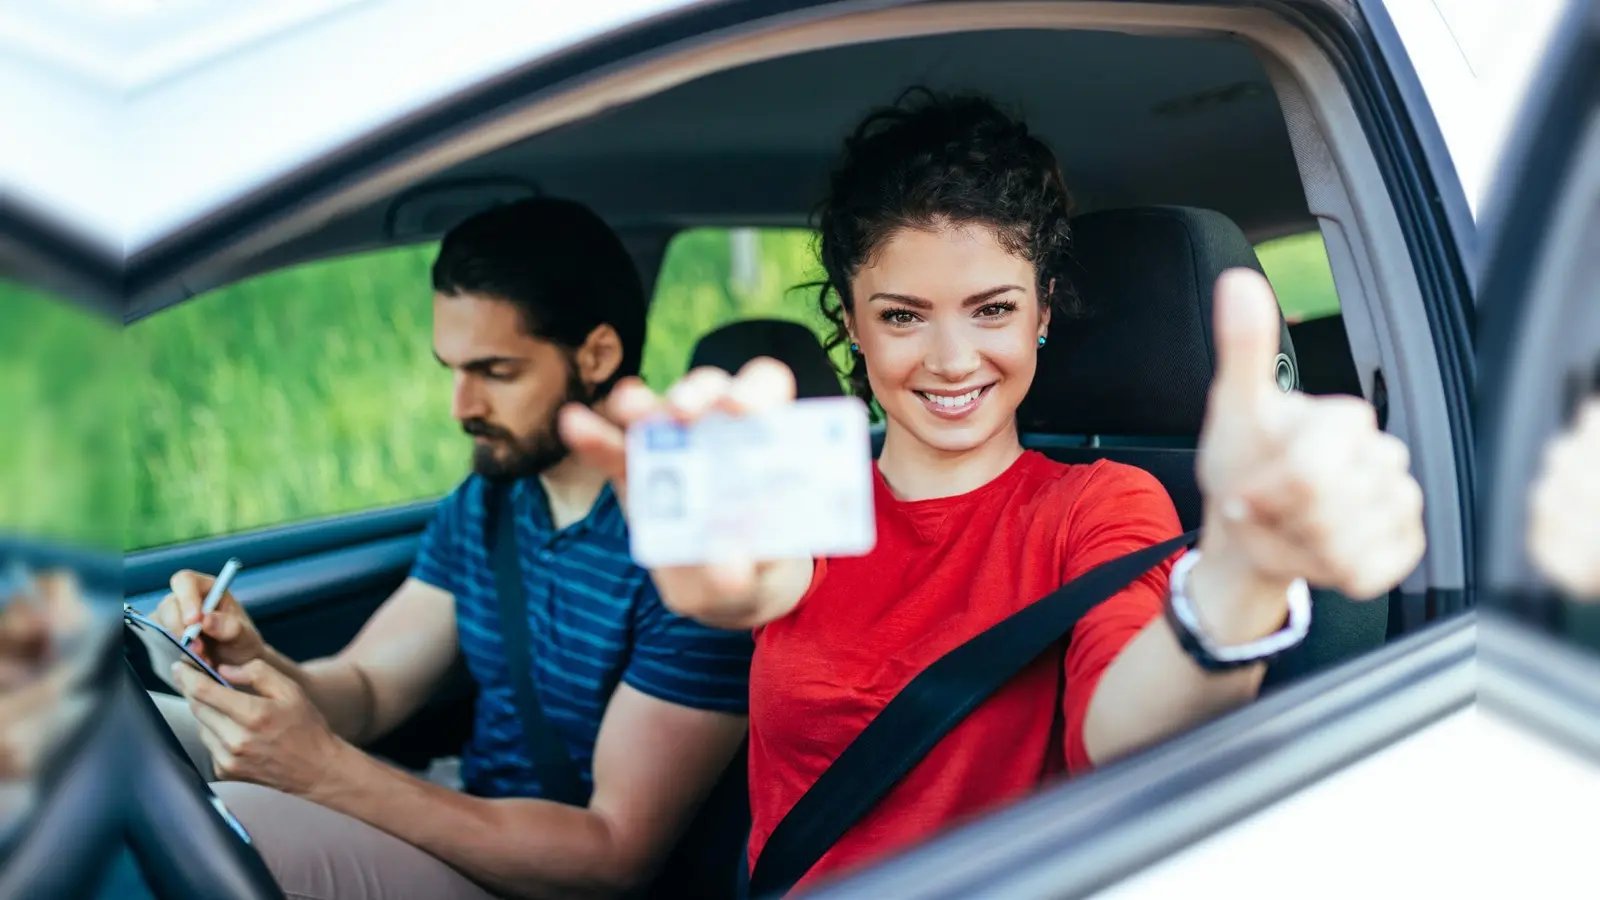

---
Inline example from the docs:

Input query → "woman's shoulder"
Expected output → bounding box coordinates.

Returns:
[1020,451,1171,506]
[1018,451,1181,541]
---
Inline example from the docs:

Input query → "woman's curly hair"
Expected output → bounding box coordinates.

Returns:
[811,88,1083,403]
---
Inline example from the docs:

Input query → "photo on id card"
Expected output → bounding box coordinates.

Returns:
[625,397,877,568]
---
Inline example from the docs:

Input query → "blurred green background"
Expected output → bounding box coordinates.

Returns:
[0,227,1337,551]
[0,286,126,550]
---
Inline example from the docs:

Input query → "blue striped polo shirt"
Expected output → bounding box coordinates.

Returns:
[409,474,754,799]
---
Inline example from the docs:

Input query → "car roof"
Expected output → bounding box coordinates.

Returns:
[0,0,706,256]
[0,0,1566,302]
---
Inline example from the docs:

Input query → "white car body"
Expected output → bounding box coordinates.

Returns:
[1114,4,1599,897]
[1,1,1590,895]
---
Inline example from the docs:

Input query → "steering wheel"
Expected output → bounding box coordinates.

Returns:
[119,655,286,900]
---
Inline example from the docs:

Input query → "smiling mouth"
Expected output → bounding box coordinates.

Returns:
[914,385,993,418]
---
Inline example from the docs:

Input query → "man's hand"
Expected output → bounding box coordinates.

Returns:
[171,658,347,796]
[153,569,267,668]
[559,361,814,629]
[1193,269,1426,623]
[1528,397,1600,599]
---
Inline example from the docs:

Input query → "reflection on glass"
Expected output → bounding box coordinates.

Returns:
[1527,395,1600,602]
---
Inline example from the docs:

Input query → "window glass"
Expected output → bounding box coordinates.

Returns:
[1255,230,1341,323]
[642,227,847,390]
[125,246,461,550]
[0,279,125,550]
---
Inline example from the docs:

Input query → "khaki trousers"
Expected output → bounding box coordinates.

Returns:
[150,692,499,900]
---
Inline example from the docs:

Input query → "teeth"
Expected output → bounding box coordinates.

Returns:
[920,388,982,408]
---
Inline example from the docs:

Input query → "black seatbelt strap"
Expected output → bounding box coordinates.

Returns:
[748,529,1200,898]
[485,480,590,807]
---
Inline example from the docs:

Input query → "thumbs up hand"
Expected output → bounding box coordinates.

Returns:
[1194,269,1426,612]
[1527,397,1600,599]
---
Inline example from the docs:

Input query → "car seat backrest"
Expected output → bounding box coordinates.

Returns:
[1019,205,1384,686]
[1017,205,1298,528]
[688,318,844,399]
[1021,206,1297,429]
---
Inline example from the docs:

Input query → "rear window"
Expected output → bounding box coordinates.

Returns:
[642,227,847,390]
[1255,230,1340,323]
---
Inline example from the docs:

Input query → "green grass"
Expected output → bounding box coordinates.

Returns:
[0,225,1341,551]
[1256,231,1340,323]
[0,285,126,550]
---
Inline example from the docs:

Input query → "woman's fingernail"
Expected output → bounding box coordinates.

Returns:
[1221,498,1248,521]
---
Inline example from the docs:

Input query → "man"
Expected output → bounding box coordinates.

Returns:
[150,198,755,900]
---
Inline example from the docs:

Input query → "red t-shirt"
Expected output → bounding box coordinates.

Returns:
[746,450,1183,892]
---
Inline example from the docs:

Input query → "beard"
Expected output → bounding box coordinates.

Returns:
[463,361,591,482]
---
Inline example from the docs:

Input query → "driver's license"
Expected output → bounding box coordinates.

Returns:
[624,397,877,568]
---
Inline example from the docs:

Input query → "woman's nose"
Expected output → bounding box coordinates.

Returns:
[923,325,981,381]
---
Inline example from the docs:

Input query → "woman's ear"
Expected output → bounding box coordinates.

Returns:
[1039,279,1055,338]
[843,309,859,348]
[578,324,624,387]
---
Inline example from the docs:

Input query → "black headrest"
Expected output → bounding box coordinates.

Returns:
[1019,206,1299,436]
[688,319,844,399]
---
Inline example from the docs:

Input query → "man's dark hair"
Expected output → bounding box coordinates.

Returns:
[813,88,1083,402]
[432,197,646,399]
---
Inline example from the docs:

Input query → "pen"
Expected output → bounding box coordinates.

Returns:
[178,557,243,647]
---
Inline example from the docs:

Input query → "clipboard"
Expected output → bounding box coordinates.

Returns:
[123,606,234,690]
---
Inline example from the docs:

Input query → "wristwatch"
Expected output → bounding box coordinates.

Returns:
[1163,549,1313,672]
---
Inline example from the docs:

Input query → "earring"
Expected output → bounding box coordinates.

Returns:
[1038,335,1047,347]
[850,342,860,354]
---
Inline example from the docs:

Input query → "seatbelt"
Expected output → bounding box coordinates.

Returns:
[485,480,590,808]
[747,529,1199,898]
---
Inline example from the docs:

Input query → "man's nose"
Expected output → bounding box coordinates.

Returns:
[450,373,488,421]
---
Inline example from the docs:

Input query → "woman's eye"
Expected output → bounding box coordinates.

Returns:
[976,303,1017,318]
[881,309,919,325]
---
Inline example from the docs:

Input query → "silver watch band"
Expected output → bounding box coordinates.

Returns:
[1167,549,1313,667]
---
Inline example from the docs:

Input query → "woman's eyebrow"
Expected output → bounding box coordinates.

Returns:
[961,285,1024,306]
[866,285,1023,307]
[867,292,932,308]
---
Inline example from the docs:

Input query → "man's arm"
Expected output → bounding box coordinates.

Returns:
[286,577,461,744]
[303,682,748,900]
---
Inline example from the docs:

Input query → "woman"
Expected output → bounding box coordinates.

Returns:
[562,90,1425,892]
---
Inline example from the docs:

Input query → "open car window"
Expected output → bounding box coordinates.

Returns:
[123,245,458,551]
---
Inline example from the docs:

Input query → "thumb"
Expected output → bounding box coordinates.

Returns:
[203,611,241,643]
[1208,268,1285,420]
[558,404,627,483]
[218,659,286,697]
